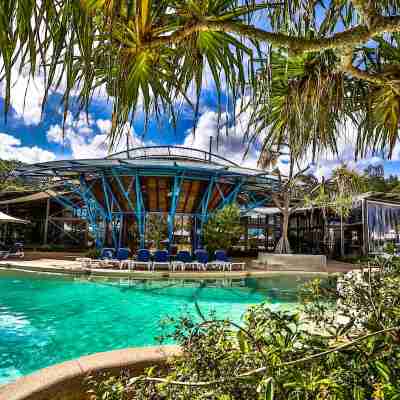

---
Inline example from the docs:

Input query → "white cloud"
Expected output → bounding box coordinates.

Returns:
[47,114,147,159]
[183,102,260,169]
[0,73,45,125]
[96,119,112,134]
[0,52,109,126]
[0,132,56,163]
[183,101,386,179]
[309,121,384,180]
[46,125,65,145]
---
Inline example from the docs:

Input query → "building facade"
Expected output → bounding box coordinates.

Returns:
[13,146,279,252]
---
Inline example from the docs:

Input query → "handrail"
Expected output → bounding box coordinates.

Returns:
[107,145,240,167]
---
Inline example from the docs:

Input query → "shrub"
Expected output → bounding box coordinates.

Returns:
[88,257,400,399]
[203,204,244,255]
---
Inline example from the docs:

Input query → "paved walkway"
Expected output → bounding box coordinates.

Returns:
[0,252,357,278]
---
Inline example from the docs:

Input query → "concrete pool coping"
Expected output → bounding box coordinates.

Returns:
[0,257,355,279]
[0,262,332,279]
[0,345,181,400]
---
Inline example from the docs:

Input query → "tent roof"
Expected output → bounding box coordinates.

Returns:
[0,211,29,224]
[0,190,63,205]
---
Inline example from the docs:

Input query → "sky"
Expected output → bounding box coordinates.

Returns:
[0,52,399,179]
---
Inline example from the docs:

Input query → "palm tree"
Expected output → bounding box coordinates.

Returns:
[249,50,367,164]
[258,144,318,254]
[0,0,400,153]
[306,166,366,257]
[0,0,273,141]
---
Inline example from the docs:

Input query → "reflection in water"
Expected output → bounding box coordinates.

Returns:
[0,271,317,384]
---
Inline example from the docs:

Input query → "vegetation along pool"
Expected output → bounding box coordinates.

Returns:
[0,270,318,383]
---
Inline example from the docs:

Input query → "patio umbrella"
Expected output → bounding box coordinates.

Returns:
[0,211,29,224]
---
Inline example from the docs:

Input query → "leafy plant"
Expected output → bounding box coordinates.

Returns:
[202,204,243,254]
[146,213,168,249]
[1,1,400,154]
[88,256,400,399]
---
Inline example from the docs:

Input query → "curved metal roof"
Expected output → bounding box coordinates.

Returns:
[107,145,240,167]
[20,146,275,178]
[16,146,280,217]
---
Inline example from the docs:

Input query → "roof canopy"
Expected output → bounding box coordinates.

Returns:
[0,211,29,224]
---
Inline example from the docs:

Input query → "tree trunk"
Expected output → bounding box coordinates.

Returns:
[275,205,291,254]
[340,211,345,258]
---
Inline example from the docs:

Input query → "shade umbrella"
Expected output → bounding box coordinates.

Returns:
[0,211,29,224]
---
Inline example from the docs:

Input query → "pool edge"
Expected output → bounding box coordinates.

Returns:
[0,263,330,280]
[0,345,181,400]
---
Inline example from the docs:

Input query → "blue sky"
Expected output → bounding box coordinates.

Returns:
[0,58,399,179]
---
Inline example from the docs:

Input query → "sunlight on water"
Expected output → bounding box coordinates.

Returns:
[0,271,315,383]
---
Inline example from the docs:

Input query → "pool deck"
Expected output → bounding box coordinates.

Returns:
[0,252,358,279]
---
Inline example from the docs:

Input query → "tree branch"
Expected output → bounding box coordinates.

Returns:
[133,326,400,388]
[141,15,400,54]
[340,49,400,96]
[351,0,380,27]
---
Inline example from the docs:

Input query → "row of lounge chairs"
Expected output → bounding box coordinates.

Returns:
[79,248,245,271]
[0,243,24,259]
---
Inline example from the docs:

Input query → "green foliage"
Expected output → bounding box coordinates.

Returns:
[251,51,353,162]
[88,256,400,399]
[364,173,400,193]
[203,204,243,254]
[85,248,101,259]
[0,0,266,142]
[306,165,365,218]
[146,214,168,249]
[0,159,23,191]
[87,374,128,400]
[1,1,400,155]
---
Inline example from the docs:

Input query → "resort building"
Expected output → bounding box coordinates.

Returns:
[244,192,400,257]
[2,146,278,252]
[1,146,399,258]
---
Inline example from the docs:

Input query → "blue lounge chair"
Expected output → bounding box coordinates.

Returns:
[100,248,115,259]
[192,249,209,271]
[172,250,192,271]
[133,249,152,271]
[115,247,131,269]
[153,250,170,271]
[213,250,232,271]
[211,250,245,271]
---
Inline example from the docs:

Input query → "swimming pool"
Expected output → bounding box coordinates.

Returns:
[0,270,315,383]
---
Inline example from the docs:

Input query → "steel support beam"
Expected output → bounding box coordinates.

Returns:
[196,176,216,247]
[113,173,136,212]
[243,196,270,213]
[215,181,243,210]
[168,175,184,247]
[103,174,123,213]
[135,174,146,248]
[101,175,118,248]
[79,176,108,247]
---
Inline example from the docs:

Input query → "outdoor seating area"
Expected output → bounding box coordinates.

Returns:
[77,248,246,272]
[0,242,24,259]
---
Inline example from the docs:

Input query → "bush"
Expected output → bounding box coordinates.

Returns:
[203,204,244,255]
[85,248,101,259]
[88,257,400,399]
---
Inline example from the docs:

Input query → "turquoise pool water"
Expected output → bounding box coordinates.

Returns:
[0,270,314,383]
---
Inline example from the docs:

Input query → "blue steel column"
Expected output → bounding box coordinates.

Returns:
[104,175,124,248]
[168,175,183,248]
[196,176,215,248]
[73,181,98,246]
[79,176,108,247]
[102,175,118,248]
[113,173,137,249]
[215,180,243,210]
[135,174,146,248]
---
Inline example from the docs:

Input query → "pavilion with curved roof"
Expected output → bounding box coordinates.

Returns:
[20,146,279,250]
